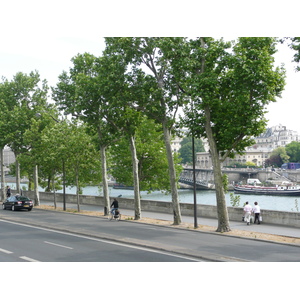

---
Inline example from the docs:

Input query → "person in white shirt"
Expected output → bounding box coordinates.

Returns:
[243,202,252,225]
[252,201,261,224]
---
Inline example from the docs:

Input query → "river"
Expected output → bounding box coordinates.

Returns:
[6,182,300,212]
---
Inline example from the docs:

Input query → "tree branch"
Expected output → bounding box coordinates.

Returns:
[220,133,245,162]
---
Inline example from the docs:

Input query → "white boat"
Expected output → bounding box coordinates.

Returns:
[234,184,300,196]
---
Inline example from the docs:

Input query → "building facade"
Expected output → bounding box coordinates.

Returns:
[247,124,300,152]
[3,146,15,166]
[196,124,300,168]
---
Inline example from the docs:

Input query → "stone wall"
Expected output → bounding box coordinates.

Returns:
[21,190,300,228]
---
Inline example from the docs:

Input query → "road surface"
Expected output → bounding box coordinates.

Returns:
[1,208,300,262]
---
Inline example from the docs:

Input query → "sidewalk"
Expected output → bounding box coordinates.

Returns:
[40,200,300,239]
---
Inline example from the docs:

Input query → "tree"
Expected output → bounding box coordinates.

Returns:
[286,141,300,162]
[0,84,11,200]
[96,63,152,220]
[283,37,300,71]
[165,37,285,232]
[179,137,205,164]
[265,147,289,167]
[57,121,102,212]
[0,71,49,198]
[35,118,102,211]
[52,54,123,215]
[104,37,187,225]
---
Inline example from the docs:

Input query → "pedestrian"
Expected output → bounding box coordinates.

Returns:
[243,201,252,225]
[6,186,11,198]
[110,198,119,215]
[253,201,261,224]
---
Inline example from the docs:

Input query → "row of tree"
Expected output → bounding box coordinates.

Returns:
[0,71,180,214]
[1,37,296,232]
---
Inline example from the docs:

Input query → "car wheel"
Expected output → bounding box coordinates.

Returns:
[2,204,5,210]
[28,208,32,211]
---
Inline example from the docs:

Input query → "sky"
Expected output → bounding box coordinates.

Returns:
[1,1,300,135]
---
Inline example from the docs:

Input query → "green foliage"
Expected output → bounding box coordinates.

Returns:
[265,147,289,167]
[222,173,228,193]
[285,141,300,162]
[283,37,300,71]
[171,37,286,159]
[0,71,52,191]
[229,193,241,207]
[178,137,205,164]
[40,120,102,190]
[0,71,49,155]
[109,117,182,193]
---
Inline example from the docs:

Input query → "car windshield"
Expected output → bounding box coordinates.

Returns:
[16,196,30,201]
[8,196,30,202]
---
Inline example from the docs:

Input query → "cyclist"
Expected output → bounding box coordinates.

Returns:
[110,198,119,215]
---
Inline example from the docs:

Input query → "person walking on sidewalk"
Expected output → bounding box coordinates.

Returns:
[253,201,261,224]
[6,186,11,198]
[243,202,252,225]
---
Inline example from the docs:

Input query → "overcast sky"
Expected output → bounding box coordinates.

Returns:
[1,1,300,132]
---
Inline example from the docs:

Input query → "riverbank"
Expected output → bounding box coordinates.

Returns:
[5,180,300,212]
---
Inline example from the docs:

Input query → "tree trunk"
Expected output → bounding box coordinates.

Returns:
[204,106,230,232]
[1,149,5,201]
[15,158,21,194]
[162,120,182,225]
[76,170,80,212]
[33,165,40,206]
[129,135,141,220]
[100,144,110,215]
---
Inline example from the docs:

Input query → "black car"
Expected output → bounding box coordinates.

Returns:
[2,195,33,211]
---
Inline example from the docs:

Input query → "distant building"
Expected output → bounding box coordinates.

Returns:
[171,135,183,153]
[3,146,15,166]
[247,124,300,152]
[196,124,300,168]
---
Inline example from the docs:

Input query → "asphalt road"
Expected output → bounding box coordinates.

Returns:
[1,208,300,262]
[0,219,201,262]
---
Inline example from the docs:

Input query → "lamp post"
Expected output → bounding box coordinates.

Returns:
[191,100,198,229]
[192,134,198,229]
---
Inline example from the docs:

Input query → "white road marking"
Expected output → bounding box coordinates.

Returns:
[0,248,13,254]
[44,241,73,249]
[0,219,201,261]
[19,256,40,262]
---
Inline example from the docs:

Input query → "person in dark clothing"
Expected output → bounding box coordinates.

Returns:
[110,198,119,215]
[6,186,11,198]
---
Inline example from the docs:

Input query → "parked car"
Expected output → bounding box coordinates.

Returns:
[2,195,33,211]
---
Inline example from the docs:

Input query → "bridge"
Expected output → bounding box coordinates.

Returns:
[178,176,211,189]
[179,167,300,189]
[179,168,213,189]
[179,167,260,190]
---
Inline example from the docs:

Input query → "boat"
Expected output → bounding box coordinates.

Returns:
[113,183,134,190]
[234,184,300,196]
